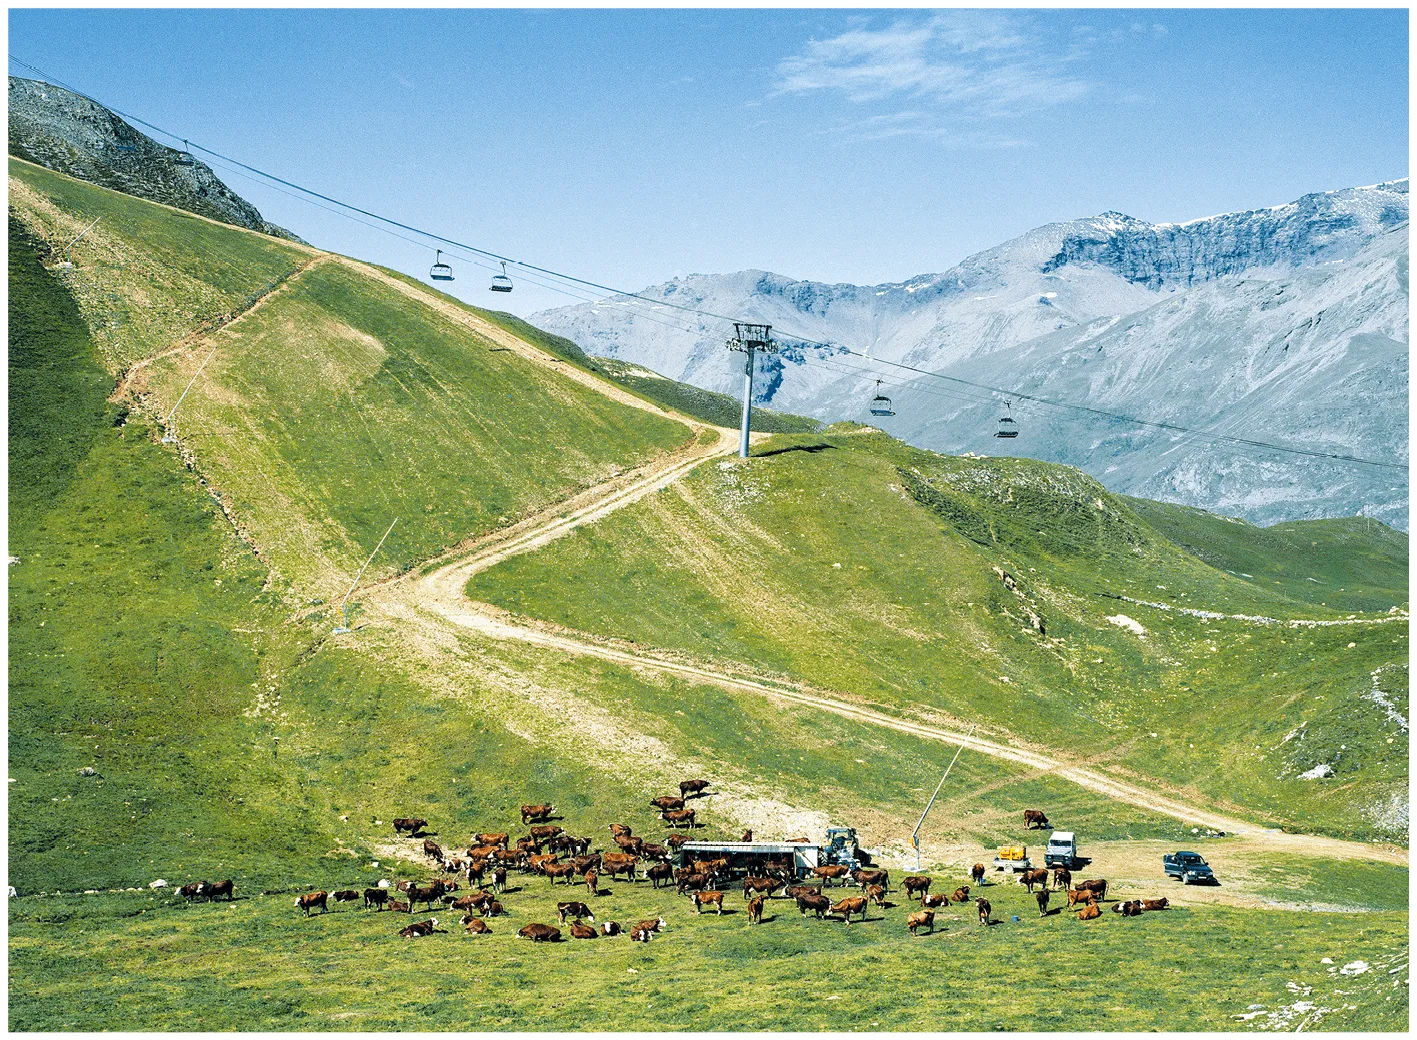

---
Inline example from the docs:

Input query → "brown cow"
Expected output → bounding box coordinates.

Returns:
[976,897,992,926]
[662,808,696,829]
[473,832,509,848]
[650,796,686,812]
[600,921,623,936]
[491,867,508,894]
[639,842,669,861]
[951,886,971,903]
[207,879,234,902]
[1067,889,1097,910]
[364,888,389,910]
[865,884,887,907]
[906,909,935,935]
[609,823,633,839]
[451,892,492,913]
[544,863,578,884]
[408,883,444,912]
[1053,867,1072,892]
[646,863,674,889]
[902,875,931,901]
[852,868,889,892]
[388,900,410,913]
[528,854,560,875]
[666,834,689,851]
[796,891,832,918]
[1077,902,1102,921]
[812,865,850,887]
[1125,901,1143,917]
[630,925,654,942]
[393,818,427,836]
[570,921,598,940]
[520,804,555,824]
[517,923,561,942]
[530,824,563,842]
[677,872,711,896]
[747,895,765,924]
[743,876,782,899]
[1019,868,1049,893]
[741,829,753,842]
[179,882,208,902]
[971,863,986,886]
[482,900,505,918]
[400,917,439,938]
[557,901,595,924]
[785,883,822,901]
[679,778,711,799]
[423,839,444,862]
[614,834,644,855]
[692,890,726,915]
[1141,898,1169,912]
[295,891,328,916]
[585,869,600,895]
[1076,879,1108,901]
[332,889,361,904]
[572,853,603,875]
[636,916,668,934]
[493,849,523,867]
[1036,890,1050,916]
[921,893,948,909]
[831,896,868,924]
[601,854,640,882]
[462,916,491,935]
[1023,808,1050,830]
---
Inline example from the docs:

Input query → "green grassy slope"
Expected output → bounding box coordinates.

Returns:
[1125,496,1409,612]
[587,356,822,434]
[11,160,693,595]
[468,429,1409,842]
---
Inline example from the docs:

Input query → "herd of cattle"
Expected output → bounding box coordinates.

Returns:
[184,786,1173,942]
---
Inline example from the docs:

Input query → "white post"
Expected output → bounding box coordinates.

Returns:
[738,344,755,459]
[911,724,976,870]
[332,517,399,634]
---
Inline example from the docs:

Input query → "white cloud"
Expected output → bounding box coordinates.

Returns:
[775,11,1091,119]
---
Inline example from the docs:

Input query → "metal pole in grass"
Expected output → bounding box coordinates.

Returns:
[726,323,777,458]
[161,343,221,444]
[911,724,975,871]
[331,518,399,634]
[58,216,101,269]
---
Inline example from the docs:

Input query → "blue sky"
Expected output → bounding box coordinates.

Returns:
[10,7,1408,316]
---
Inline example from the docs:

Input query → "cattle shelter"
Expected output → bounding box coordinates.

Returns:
[676,840,823,880]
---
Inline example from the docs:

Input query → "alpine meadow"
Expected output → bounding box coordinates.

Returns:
[5,22,1410,1034]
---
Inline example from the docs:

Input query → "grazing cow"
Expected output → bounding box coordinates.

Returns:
[463,861,484,884]
[903,876,932,901]
[921,893,948,910]
[393,817,427,836]
[796,892,832,918]
[493,849,523,867]
[636,917,668,934]
[491,868,508,894]
[650,796,685,812]
[557,901,595,925]
[785,884,822,901]
[585,870,600,895]
[207,880,234,902]
[747,895,765,924]
[662,808,696,830]
[601,854,640,883]
[388,900,410,914]
[865,884,887,907]
[408,884,444,912]
[570,921,598,940]
[179,882,208,902]
[852,869,889,892]
[528,854,560,875]
[601,921,623,936]
[692,890,726,915]
[364,888,389,910]
[743,876,782,900]
[609,824,633,839]
[677,873,712,897]
[530,824,563,842]
[333,889,361,904]
[812,865,850,887]
[1023,809,1050,830]
[482,901,505,918]
[614,834,644,855]
[544,863,578,885]
[630,926,654,943]
[679,778,711,799]
[473,832,509,849]
[516,837,540,854]
[1019,868,1049,893]
[1141,898,1170,912]
[517,923,561,943]
[647,863,674,889]
[423,839,444,863]
[971,863,986,886]
[976,897,992,926]
[951,886,971,904]
[830,896,868,924]
[694,857,729,881]
[666,834,689,851]
[295,891,328,916]
[1053,867,1072,892]
[1035,890,1050,917]
[1077,903,1102,921]
[520,804,555,825]
[639,842,669,862]
[399,917,438,938]
[907,909,935,935]
[462,916,491,935]
[572,854,603,875]
[1066,889,1097,910]
[1076,879,1108,901]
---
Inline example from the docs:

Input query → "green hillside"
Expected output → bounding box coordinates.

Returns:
[469,429,1409,842]
[588,356,822,434]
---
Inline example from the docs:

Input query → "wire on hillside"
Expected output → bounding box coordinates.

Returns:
[10,54,1407,479]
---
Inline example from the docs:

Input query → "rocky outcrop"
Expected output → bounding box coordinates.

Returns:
[8,76,302,242]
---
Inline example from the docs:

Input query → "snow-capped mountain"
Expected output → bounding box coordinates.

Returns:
[534,181,1409,527]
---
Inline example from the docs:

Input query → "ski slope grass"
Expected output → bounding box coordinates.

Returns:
[468,430,1408,842]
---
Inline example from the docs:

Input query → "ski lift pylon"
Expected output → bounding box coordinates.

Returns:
[490,261,513,293]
